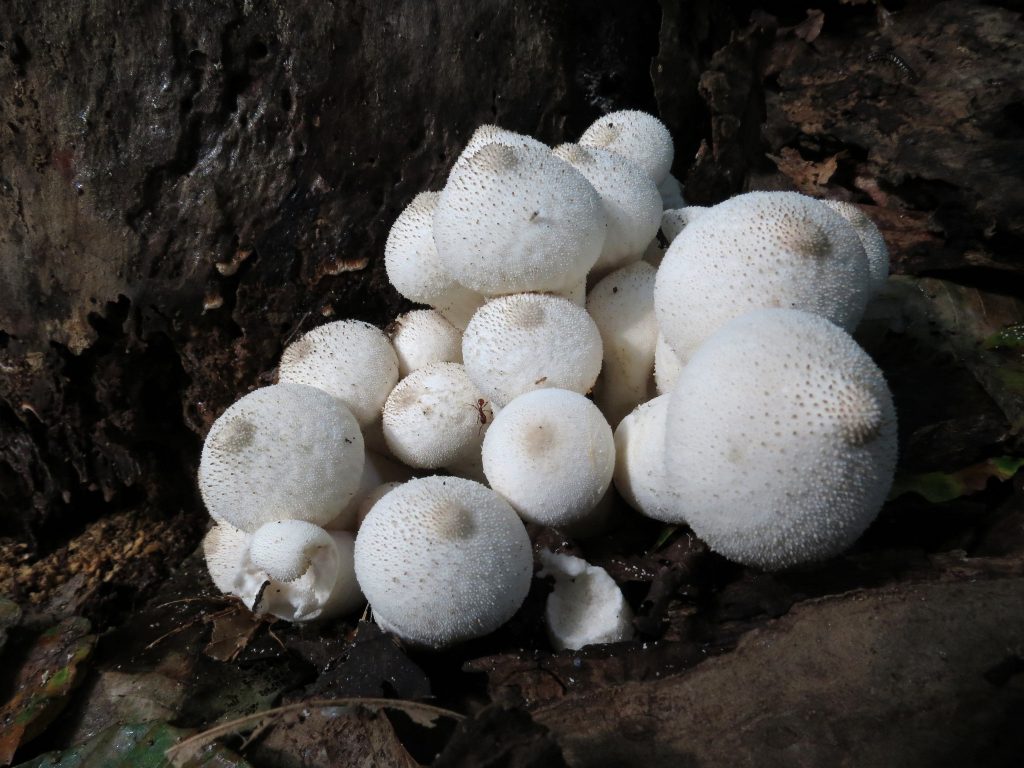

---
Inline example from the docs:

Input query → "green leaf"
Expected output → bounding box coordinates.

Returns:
[890,456,1024,503]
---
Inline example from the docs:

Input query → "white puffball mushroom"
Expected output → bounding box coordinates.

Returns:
[579,110,674,184]
[278,320,399,428]
[482,389,614,528]
[250,519,338,582]
[654,333,684,395]
[662,308,898,570]
[658,173,686,210]
[538,550,634,650]
[355,481,402,528]
[384,192,485,329]
[326,450,413,531]
[661,206,707,243]
[820,199,890,292]
[642,234,667,269]
[354,476,533,648]
[654,191,872,364]
[613,394,675,520]
[434,142,607,296]
[462,293,603,407]
[552,143,662,278]
[389,309,463,377]
[586,261,659,427]
[455,124,549,168]
[382,362,492,472]
[199,383,365,531]
[204,522,363,622]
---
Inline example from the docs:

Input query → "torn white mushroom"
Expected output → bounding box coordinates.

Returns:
[204,521,363,622]
[538,550,634,651]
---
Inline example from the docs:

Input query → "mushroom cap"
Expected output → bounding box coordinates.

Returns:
[820,199,890,292]
[579,110,674,184]
[199,383,365,531]
[325,450,412,531]
[250,519,337,582]
[661,206,707,243]
[389,309,463,378]
[654,333,684,395]
[354,476,533,648]
[482,388,615,528]
[462,293,603,407]
[355,481,403,528]
[538,550,634,650]
[433,142,607,295]
[612,394,676,520]
[204,522,362,622]
[455,124,549,168]
[662,308,898,570]
[384,192,484,329]
[552,143,662,277]
[278,320,400,428]
[654,191,872,363]
[585,261,659,427]
[382,362,492,470]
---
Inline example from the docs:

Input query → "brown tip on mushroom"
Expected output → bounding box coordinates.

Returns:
[468,142,519,173]
[553,143,593,166]
[433,502,477,540]
[505,297,547,329]
[789,219,832,259]
[586,123,621,147]
[210,418,257,454]
[837,382,886,446]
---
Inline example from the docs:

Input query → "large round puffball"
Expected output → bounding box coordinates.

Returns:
[482,389,615,528]
[654,191,872,364]
[579,110,674,184]
[433,142,607,296]
[552,143,662,278]
[820,199,889,292]
[354,476,533,648]
[462,293,603,407]
[388,309,463,377]
[199,383,364,531]
[382,362,491,471]
[278,320,399,428]
[204,521,362,622]
[662,309,898,570]
[384,192,484,329]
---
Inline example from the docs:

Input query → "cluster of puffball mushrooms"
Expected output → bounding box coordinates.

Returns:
[200,110,897,651]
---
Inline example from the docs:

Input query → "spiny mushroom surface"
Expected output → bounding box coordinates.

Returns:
[461,293,603,407]
[388,309,463,377]
[433,142,607,295]
[579,109,674,184]
[199,383,364,531]
[661,308,898,570]
[278,319,399,428]
[654,191,871,363]
[353,476,533,648]
[820,199,890,292]
[482,388,614,528]
[613,394,674,520]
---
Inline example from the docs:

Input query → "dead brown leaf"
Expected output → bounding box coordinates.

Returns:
[766,147,839,194]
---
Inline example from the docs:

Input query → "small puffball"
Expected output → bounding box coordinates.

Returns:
[389,309,463,377]
[661,206,707,243]
[654,191,872,364]
[613,395,675,520]
[204,522,363,622]
[384,192,484,329]
[552,143,662,278]
[326,450,412,531]
[199,383,364,531]
[354,476,533,648]
[279,320,399,428]
[355,481,402,528]
[579,110,674,184]
[250,519,338,582]
[538,550,634,650]
[434,142,607,296]
[663,309,898,570]
[586,261,659,427]
[820,199,890,292]
[658,173,686,210]
[382,362,492,471]
[482,389,614,528]
[654,333,684,395]
[462,293,603,407]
